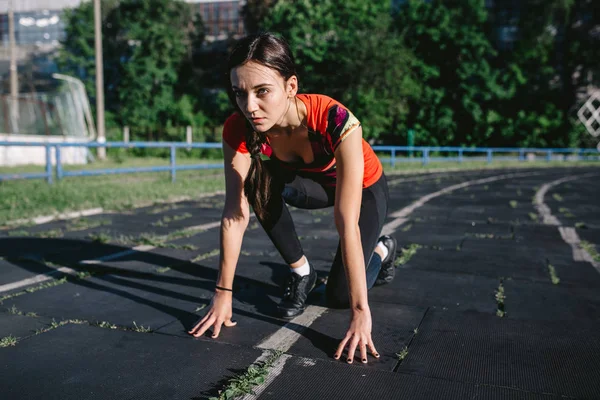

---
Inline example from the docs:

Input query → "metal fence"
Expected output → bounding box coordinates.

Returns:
[0,141,599,184]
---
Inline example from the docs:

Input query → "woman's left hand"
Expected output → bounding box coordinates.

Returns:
[334,307,380,364]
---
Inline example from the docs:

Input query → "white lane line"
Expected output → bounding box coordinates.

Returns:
[381,171,544,235]
[0,266,78,294]
[257,306,328,351]
[533,172,600,273]
[533,172,598,225]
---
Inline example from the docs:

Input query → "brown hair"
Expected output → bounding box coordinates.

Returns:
[227,33,297,220]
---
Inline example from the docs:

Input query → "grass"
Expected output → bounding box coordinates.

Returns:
[132,321,152,333]
[0,276,68,303]
[0,335,18,347]
[528,212,539,222]
[396,346,409,361]
[558,207,575,218]
[575,222,587,229]
[509,200,518,209]
[552,193,564,202]
[547,263,560,285]
[2,157,597,225]
[66,218,112,232]
[151,212,193,227]
[191,249,220,263]
[495,280,506,318]
[395,244,422,266]
[580,241,600,262]
[210,350,282,400]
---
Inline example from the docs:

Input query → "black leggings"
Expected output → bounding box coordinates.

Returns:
[254,161,390,308]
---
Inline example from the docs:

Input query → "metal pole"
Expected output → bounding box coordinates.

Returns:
[94,0,106,159]
[8,0,18,133]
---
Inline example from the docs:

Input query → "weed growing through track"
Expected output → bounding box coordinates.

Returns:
[509,200,518,209]
[575,222,587,229]
[495,280,506,317]
[0,335,17,347]
[132,321,152,333]
[553,193,564,202]
[580,241,600,262]
[191,249,220,263]
[396,346,409,361]
[547,263,560,285]
[528,213,539,222]
[395,244,422,267]
[210,350,283,400]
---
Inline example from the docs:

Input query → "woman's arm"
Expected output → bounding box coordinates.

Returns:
[331,126,380,363]
[189,140,251,338]
[332,127,367,310]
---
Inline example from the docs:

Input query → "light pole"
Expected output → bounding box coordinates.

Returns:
[8,0,18,133]
[94,0,106,159]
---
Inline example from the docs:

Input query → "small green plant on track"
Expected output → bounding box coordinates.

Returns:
[34,228,64,238]
[495,280,506,318]
[210,350,282,400]
[413,327,419,335]
[132,321,152,333]
[558,207,575,218]
[528,212,539,222]
[96,321,118,329]
[313,218,322,223]
[396,346,409,361]
[7,305,22,315]
[191,249,220,263]
[580,241,600,262]
[151,212,193,227]
[553,193,564,202]
[155,266,171,274]
[484,185,489,190]
[88,232,111,244]
[0,335,17,347]
[517,189,523,196]
[402,223,413,232]
[509,200,518,209]
[575,222,587,229]
[395,244,422,267]
[547,263,560,285]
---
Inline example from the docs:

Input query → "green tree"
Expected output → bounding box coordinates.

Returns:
[257,0,419,140]
[394,0,507,146]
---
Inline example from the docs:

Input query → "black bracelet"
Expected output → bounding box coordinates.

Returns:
[215,285,233,292]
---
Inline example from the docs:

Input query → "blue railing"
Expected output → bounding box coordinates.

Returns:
[0,141,598,184]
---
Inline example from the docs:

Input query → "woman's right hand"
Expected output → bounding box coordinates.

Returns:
[188,290,237,338]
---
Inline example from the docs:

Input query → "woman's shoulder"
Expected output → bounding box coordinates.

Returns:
[297,93,343,112]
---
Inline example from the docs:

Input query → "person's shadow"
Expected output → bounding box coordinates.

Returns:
[0,237,338,355]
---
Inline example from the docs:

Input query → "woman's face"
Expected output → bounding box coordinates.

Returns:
[230,61,297,133]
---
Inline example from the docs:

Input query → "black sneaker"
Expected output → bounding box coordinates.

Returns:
[374,235,398,286]
[278,265,317,319]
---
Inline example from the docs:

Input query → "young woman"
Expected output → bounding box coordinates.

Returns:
[189,33,397,364]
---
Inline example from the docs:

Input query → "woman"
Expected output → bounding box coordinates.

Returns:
[189,33,397,364]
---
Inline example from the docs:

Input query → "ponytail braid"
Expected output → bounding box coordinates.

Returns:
[244,129,272,220]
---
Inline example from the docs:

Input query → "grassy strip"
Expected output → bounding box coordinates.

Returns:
[0,276,68,303]
[2,158,597,226]
[1,169,225,224]
[210,350,282,400]
[580,241,600,262]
